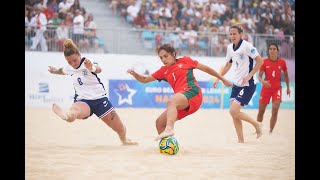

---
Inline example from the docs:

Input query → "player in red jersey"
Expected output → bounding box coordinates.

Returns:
[257,43,291,134]
[127,44,232,141]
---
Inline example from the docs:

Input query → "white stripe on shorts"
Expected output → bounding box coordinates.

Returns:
[99,107,114,119]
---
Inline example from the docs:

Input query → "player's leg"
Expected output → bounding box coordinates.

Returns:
[232,85,262,140]
[257,103,268,122]
[155,93,189,141]
[269,88,282,134]
[229,101,244,143]
[155,110,167,134]
[100,109,138,145]
[52,101,90,122]
[269,101,280,134]
[257,88,270,123]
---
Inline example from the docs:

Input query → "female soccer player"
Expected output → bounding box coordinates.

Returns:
[257,43,291,134]
[127,43,232,141]
[48,39,137,145]
[213,25,263,143]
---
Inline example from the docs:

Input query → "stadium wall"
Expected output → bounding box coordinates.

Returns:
[26,52,295,109]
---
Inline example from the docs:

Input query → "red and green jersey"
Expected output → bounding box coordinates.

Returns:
[260,58,288,89]
[151,56,199,93]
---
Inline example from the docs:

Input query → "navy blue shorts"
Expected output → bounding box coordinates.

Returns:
[75,97,114,119]
[230,84,256,106]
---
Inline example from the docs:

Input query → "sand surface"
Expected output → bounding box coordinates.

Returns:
[26,108,295,180]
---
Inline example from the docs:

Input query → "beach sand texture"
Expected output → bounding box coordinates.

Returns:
[26,108,294,180]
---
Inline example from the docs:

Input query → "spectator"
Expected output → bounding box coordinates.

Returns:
[72,8,85,51]
[83,13,99,53]
[56,20,69,51]
[30,7,48,51]
[126,0,141,27]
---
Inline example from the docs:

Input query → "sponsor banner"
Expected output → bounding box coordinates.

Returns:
[26,79,75,108]
[109,80,223,108]
[109,80,295,109]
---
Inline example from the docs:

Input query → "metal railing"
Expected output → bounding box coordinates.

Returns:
[25,26,295,60]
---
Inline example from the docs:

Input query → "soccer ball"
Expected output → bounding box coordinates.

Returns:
[159,136,179,155]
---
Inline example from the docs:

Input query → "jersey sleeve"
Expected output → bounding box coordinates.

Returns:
[63,66,71,75]
[151,67,165,81]
[246,42,259,59]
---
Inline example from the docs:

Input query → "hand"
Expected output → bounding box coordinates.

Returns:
[262,80,271,88]
[212,79,220,88]
[222,79,233,87]
[84,58,94,71]
[127,69,136,76]
[48,66,57,73]
[287,88,291,97]
[241,75,252,86]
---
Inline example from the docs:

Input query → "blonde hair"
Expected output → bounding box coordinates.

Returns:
[63,39,80,57]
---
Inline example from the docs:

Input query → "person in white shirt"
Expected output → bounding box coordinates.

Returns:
[30,7,48,51]
[213,25,263,143]
[48,39,138,145]
[72,9,85,50]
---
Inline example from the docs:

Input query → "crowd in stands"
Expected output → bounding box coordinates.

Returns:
[107,0,295,57]
[25,0,104,53]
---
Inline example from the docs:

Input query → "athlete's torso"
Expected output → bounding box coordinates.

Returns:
[63,57,107,100]
[261,58,287,89]
[151,56,199,93]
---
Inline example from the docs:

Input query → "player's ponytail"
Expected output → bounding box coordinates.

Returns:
[63,39,80,57]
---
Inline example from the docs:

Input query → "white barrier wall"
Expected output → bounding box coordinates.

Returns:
[25,52,235,108]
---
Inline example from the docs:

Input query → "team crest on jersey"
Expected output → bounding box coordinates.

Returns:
[239,53,244,60]
[82,69,88,76]
[178,64,183,68]
[278,66,281,69]
[250,48,256,54]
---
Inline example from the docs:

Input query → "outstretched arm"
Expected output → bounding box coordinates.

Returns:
[48,66,66,75]
[127,69,156,83]
[197,62,232,87]
[212,61,232,88]
[218,61,232,77]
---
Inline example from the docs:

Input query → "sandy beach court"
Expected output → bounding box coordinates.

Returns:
[26,108,294,180]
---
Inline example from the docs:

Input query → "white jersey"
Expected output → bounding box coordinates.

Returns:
[63,58,107,100]
[225,39,260,87]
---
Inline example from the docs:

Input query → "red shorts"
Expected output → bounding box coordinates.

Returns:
[259,87,282,104]
[177,89,202,120]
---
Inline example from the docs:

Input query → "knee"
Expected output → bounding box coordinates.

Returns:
[271,110,279,116]
[166,98,176,107]
[229,109,239,118]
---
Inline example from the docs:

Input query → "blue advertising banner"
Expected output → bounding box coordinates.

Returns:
[108,80,295,109]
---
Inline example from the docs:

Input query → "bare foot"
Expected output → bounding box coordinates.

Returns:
[52,103,68,120]
[155,129,174,141]
[120,138,138,145]
[256,122,263,139]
